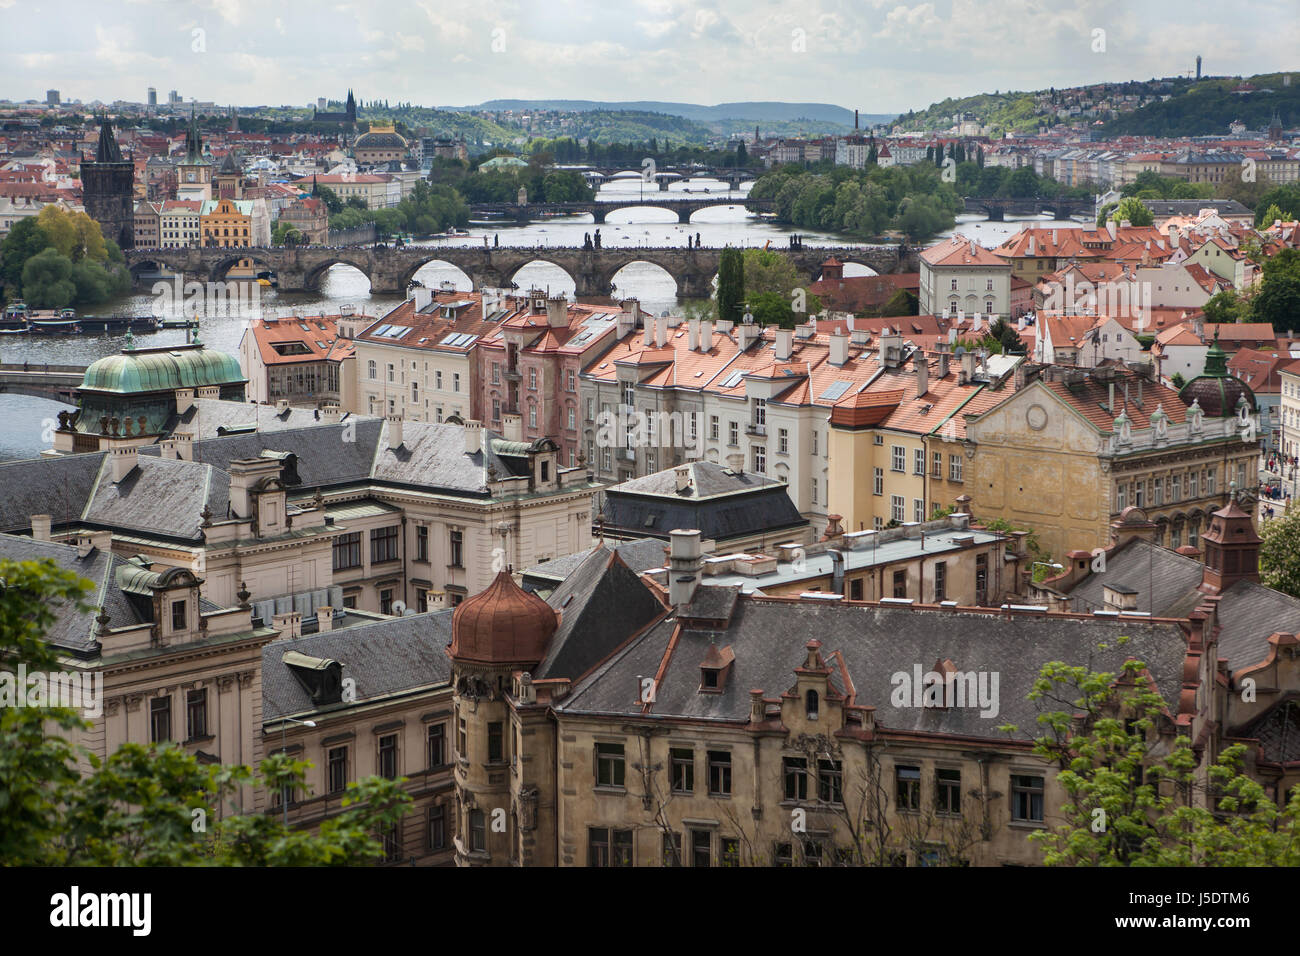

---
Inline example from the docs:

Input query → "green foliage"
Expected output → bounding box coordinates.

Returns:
[1253,248,1300,333]
[1202,288,1250,324]
[272,221,305,246]
[1004,651,1300,865]
[1255,184,1300,227]
[1103,74,1300,138]
[2,208,127,307]
[1260,506,1300,597]
[314,185,344,215]
[329,180,469,238]
[716,247,744,324]
[1,217,51,299]
[1171,372,1186,388]
[1108,196,1154,227]
[1120,170,1215,201]
[0,557,411,866]
[21,248,77,308]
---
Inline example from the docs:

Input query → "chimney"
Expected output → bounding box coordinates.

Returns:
[227,457,282,520]
[655,315,668,348]
[668,529,703,608]
[699,320,713,350]
[386,413,403,449]
[617,307,636,339]
[737,321,760,350]
[829,330,849,366]
[412,286,432,311]
[503,412,522,442]
[915,352,929,397]
[272,610,303,640]
[958,349,976,385]
[675,464,692,493]
[174,388,195,415]
[621,297,643,328]
[880,333,903,369]
[850,328,869,347]
[643,318,654,347]
[31,514,52,542]
[197,386,219,401]
[316,606,334,632]
[110,445,138,483]
[275,398,290,415]
[688,318,700,352]
[546,294,568,328]
[75,529,112,558]
[749,689,766,724]
[770,328,792,361]
[320,403,341,424]
[464,419,483,455]
[936,342,950,378]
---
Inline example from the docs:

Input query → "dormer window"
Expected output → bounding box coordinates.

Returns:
[171,599,187,632]
[700,644,735,694]
[805,689,819,720]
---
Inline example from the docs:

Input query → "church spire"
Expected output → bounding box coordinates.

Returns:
[95,114,123,164]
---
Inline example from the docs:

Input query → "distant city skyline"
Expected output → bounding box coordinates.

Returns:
[5,0,1297,117]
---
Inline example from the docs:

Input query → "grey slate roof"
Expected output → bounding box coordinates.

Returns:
[602,480,807,544]
[558,598,1189,740]
[522,537,668,591]
[1064,538,1300,673]
[534,546,667,681]
[0,452,106,534]
[189,420,384,488]
[611,461,782,500]
[82,456,227,543]
[261,610,454,721]
[371,421,520,494]
[167,400,376,440]
[0,533,145,655]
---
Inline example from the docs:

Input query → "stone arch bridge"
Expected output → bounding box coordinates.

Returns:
[469,195,772,223]
[126,244,917,298]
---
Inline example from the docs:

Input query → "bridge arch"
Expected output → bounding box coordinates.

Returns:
[299,255,375,292]
[400,257,475,293]
[507,258,579,296]
[607,260,681,301]
[208,250,283,284]
[128,257,177,282]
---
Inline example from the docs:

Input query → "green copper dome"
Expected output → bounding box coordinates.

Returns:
[81,345,245,394]
[1177,332,1255,419]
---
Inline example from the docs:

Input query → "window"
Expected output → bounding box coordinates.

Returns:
[1189,472,1198,498]
[709,415,719,440]
[449,529,463,568]
[150,697,171,743]
[1012,774,1044,822]
[1206,469,1216,496]
[414,524,429,563]
[370,525,399,564]
[728,421,739,446]
[588,827,634,867]
[707,750,732,795]
[428,723,446,768]
[662,832,682,866]
[754,398,766,426]
[387,364,394,383]
[818,759,843,804]
[622,382,634,407]
[893,569,907,598]
[671,748,694,793]
[850,578,863,600]
[811,478,818,504]
[774,843,794,866]
[896,765,921,811]
[528,367,537,390]
[412,382,418,403]
[491,363,500,385]
[891,495,905,522]
[812,430,819,456]
[1134,480,1145,509]
[936,768,961,814]
[934,561,946,602]
[586,397,594,421]
[753,445,766,474]
[891,446,905,472]
[457,717,467,759]
[378,734,398,779]
[949,454,963,482]
[1152,477,1163,506]
[771,754,807,806]
[1116,484,1126,512]
[721,837,740,867]
[950,278,958,291]
[596,742,625,788]
[380,588,394,616]
[452,372,460,392]
[427,804,447,851]
[932,451,943,477]
[491,397,500,422]
[914,499,925,523]
[368,360,377,380]
[381,822,401,862]
[469,809,486,852]
[779,428,789,455]
[528,405,537,428]
[487,722,504,763]
[914,448,926,475]
[567,369,576,392]
[647,451,656,472]
[567,406,576,430]
[185,689,207,739]
[691,829,711,868]
[328,746,349,794]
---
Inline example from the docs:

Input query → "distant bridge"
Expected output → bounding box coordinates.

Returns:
[962,197,1095,221]
[468,195,772,224]
[0,363,84,403]
[575,166,759,190]
[126,243,916,298]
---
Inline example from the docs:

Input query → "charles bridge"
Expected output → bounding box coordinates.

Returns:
[961,196,1096,221]
[126,243,918,298]
[469,195,772,223]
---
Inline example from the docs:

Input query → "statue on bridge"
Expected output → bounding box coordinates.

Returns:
[594,229,601,250]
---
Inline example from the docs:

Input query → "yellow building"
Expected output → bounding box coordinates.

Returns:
[963,358,1259,560]
[201,197,255,276]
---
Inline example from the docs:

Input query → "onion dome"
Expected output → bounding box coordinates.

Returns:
[449,570,556,666]
[1178,333,1256,418]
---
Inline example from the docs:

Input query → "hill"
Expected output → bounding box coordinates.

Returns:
[1102,73,1300,136]
[456,99,890,127]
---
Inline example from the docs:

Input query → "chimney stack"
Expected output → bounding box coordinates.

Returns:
[668,529,703,608]
[31,514,52,542]
[936,342,950,378]
[915,352,929,397]
[316,606,334,632]
[412,286,433,312]
[688,318,700,352]
[109,445,138,483]
[959,349,976,386]
[546,294,568,328]
[503,412,522,443]
[465,419,483,455]
[320,404,341,424]
[174,388,195,415]
[643,318,654,347]
[775,328,793,362]
[829,330,849,366]
[386,413,403,449]
[699,320,713,350]
[675,464,691,493]
[655,315,668,348]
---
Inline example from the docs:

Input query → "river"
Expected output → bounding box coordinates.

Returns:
[0,174,1081,459]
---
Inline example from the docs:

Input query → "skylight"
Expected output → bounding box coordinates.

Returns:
[721,371,745,389]
[819,380,853,401]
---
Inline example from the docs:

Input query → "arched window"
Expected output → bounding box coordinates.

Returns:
[806,689,819,720]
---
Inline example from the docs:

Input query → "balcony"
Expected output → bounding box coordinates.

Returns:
[504,368,522,382]
[745,423,767,437]
[618,448,637,462]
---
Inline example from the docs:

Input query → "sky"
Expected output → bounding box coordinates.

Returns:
[4,0,1297,115]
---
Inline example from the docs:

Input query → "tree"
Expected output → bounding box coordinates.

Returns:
[742,247,801,298]
[1002,649,1300,865]
[315,185,344,215]
[1202,288,1250,324]
[21,247,77,308]
[1253,248,1300,332]
[735,141,748,166]
[717,247,745,324]
[1171,372,1186,388]
[0,557,411,866]
[272,221,305,246]
[1109,196,1154,227]
[1261,507,1300,597]
[1,217,52,299]
[988,317,1027,355]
